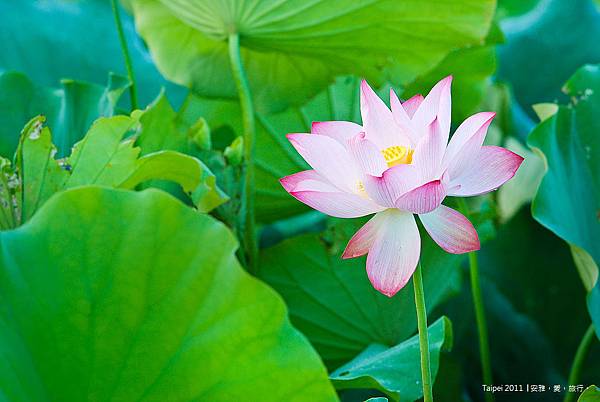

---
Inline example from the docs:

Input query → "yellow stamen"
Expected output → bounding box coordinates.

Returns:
[381,145,413,167]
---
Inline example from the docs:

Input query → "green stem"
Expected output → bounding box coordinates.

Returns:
[458,199,494,402]
[110,0,138,110]
[228,33,258,272]
[469,250,494,402]
[413,263,433,402]
[564,324,595,402]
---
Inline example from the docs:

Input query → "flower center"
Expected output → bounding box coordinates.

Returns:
[381,145,413,167]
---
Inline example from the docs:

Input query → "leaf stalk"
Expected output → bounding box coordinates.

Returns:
[110,0,138,110]
[458,198,494,402]
[228,32,258,272]
[564,323,596,402]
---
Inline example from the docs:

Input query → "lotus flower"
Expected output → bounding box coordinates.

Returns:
[280,76,523,297]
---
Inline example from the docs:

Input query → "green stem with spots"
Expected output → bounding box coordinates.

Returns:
[564,324,596,402]
[110,0,138,110]
[413,263,433,402]
[458,198,494,402]
[228,33,258,272]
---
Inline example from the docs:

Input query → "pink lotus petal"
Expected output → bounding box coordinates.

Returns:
[347,132,388,176]
[287,133,359,192]
[280,170,338,193]
[311,121,363,146]
[363,164,420,208]
[448,146,524,196]
[443,112,495,167]
[444,113,495,179]
[419,205,480,254]
[360,80,409,149]
[395,179,446,214]
[412,76,452,140]
[290,190,384,218]
[402,94,424,118]
[412,118,446,182]
[390,89,418,145]
[342,212,387,259]
[366,210,421,297]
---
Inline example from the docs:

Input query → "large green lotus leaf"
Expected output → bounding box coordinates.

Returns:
[589,285,600,340]
[129,0,495,113]
[0,114,227,229]
[480,208,592,378]
[402,46,495,123]
[444,208,600,397]
[497,0,600,113]
[528,64,600,266]
[496,0,540,18]
[330,317,452,402]
[0,187,337,401]
[579,386,600,401]
[401,23,501,123]
[0,71,129,158]
[258,217,466,368]
[0,0,185,108]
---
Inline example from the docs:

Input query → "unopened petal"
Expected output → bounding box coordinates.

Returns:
[366,210,421,297]
[448,146,524,196]
[394,179,446,214]
[342,212,387,259]
[311,121,363,146]
[290,190,384,218]
[419,205,480,254]
[287,133,359,192]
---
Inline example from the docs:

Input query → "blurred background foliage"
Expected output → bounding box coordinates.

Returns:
[0,0,599,401]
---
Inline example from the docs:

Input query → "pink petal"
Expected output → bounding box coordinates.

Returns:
[402,94,424,118]
[412,76,452,141]
[280,170,338,193]
[394,179,446,214]
[363,164,420,208]
[390,89,418,145]
[443,113,495,179]
[412,118,446,182]
[448,146,524,196]
[290,190,384,218]
[366,210,421,297]
[311,121,363,146]
[443,112,495,167]
[419,205,480,254]
[287,133,359,192]
[347,132,388,176]
[342,212,387,259]
[360,80,408,149]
